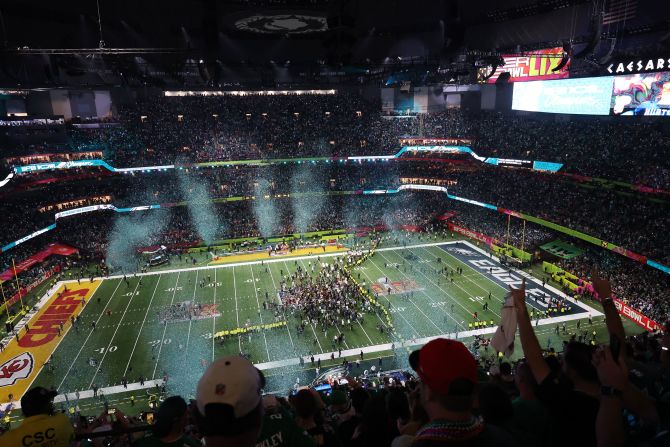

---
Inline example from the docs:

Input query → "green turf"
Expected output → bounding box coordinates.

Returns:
[27,238,642,404]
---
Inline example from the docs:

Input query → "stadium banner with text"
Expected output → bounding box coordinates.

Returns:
[0,282,101,400]
[482,47,570,83]
[0,243,78,281]
[446,223,499,246]
[3,149,563,192]
[399,138,473,146]
[542,262,663,331]
[0,224,57,254]
[605,56,670,75]
[612,299,665,331]
[611,72,670,116]
[0,267,59,313]
[582,283,665,331]
[512,76,615,115]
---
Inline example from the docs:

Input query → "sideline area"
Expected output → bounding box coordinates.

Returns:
[209,244,347,265]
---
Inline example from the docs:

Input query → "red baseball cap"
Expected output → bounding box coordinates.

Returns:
[409,338,477,395]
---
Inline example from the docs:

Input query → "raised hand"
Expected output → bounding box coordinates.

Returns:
[591,268,612,300]
[592,345,627,389]
[510,278,526,309]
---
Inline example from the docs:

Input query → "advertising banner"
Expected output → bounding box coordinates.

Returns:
[447,223,499,246]
[484,47,570,84]
[437,211,459,221]
[512,76,615,115]
[14,160,101,173]
[612,298,665,332]
[611,72,670,116]
[0,282,101,400]
[486,158,533,168]
[605,57,670,75]
[583,282,664,331]
[0,243,78,281]
[399,138,473,146]
[0,266,60,311]
[0,224,57,254]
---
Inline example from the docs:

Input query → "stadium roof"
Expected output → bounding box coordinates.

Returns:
[0,0,668,87]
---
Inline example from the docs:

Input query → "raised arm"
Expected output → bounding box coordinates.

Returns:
[591,269,625,345]
[512,278,551,383]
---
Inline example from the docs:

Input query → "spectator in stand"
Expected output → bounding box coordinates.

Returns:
[289,389,338,447]
[407,338,517,446]
[336,387,369,444]
[510,362,549,443]
[256,394,315,447]
[193,355,265,447]
[132,396,199,447]
[0,387,74,447]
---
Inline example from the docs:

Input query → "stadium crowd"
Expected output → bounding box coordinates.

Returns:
[1,273,668,447]
[2,92,668,191]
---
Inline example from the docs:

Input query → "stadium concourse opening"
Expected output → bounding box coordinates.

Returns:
[0,1,669,445]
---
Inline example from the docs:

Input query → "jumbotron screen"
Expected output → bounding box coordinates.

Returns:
[611,72,670,116]
[512,76,615,115]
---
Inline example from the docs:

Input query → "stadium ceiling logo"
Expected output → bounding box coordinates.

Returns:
[235,14,328,34]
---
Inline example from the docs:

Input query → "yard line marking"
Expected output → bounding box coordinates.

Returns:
[88,279,142,389]
[440,242,602,317]
[185,270,200,351]
[232,266,242,353]
[56,280,121,392]
[152,272,181,379]
[6,317,610,409]
[59,241,459,285]
[249,265,271,362]
[366,254,445,334]
[212,268,217,362]
[356,262,423,339]
[375,250,468,327]
[263,262,296,353]
[420,246,508,310]
[383,248,495,321]
[123,274,162,376]
[460,240,603,316]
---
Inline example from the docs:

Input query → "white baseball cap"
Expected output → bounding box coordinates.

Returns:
[196,355,265,430]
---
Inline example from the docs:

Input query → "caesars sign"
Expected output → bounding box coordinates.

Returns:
[606,57,670,75]
[483,47,570,84]
[0,282,100,401]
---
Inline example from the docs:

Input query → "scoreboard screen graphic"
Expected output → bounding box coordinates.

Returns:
[512,76,614,115]
[611,72,670,116]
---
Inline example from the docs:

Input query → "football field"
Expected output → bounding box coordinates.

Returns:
[2,240,604,405]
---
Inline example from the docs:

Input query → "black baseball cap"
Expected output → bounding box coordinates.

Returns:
[21,387,57,417]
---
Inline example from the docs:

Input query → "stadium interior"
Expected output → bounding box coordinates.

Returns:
[0,0,669,446]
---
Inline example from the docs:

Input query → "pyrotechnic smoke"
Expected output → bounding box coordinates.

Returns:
[290,164,325,233]
[177,170,219,245]
[253,177,278,238]
[106,208,170,273]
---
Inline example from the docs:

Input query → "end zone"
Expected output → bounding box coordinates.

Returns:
[0,281,101,404]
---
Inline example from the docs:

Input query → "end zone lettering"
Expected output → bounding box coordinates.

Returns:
[18,288,88,348]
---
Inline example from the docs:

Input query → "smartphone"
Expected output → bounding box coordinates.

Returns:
[145,412,155,424]
[610,334,621,364]
[107,408,116,415]
[313,384,332,393]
